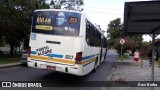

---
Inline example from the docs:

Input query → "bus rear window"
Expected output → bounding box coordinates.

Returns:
[32,11,81,36]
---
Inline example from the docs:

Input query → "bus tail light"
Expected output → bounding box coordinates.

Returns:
[28,46,31,57]
[75,52,82,64]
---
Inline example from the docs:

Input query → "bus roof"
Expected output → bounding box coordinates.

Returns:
[34,9,83,14]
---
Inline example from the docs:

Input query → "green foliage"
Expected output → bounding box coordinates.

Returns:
[0,0,49,55]
[117,54,129,60]
[50,0,84,11]
[0,37,5,46]
[107,18,123,49]
[141,41,150,49]
[0,54,21,64]
[107,18,143,55]
[113,37,139,55]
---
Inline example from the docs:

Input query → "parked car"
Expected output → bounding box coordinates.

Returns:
[20,47,29,64]
[21,52,28,64]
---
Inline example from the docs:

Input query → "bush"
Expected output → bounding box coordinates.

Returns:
[0,50,3,54]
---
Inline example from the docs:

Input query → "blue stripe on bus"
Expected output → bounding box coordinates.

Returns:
[31,51,98,61]
[45,54,63,58]
[82,54,98,61]
[30,51,63,58]
[31,51,36,54]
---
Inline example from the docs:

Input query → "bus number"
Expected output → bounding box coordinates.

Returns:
[69,17,78,23]
[65,55,74,60]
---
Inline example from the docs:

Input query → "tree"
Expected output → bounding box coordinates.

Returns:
[50,0,84,11]
[107,18,143,55]
[0,0,49,55]
[107,18,123,49]
[128,34,143,54]
[113,37,139,55]
[0,37,5,47]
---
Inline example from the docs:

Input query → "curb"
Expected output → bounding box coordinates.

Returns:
[0,63,22,69]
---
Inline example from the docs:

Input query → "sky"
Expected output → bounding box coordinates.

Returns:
[83,0,153,42]
[46,0,154,41]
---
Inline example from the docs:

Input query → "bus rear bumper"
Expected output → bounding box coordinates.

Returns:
[27,57,83,76]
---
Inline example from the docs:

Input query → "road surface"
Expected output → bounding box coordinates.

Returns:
[0,50,118,90]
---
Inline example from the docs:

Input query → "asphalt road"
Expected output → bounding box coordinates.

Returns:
[0,50,118,90]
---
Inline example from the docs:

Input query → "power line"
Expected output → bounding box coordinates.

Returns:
[84,6,123,11]
[85,9,123,15]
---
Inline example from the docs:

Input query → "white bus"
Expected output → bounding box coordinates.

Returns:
[27,9,107,76]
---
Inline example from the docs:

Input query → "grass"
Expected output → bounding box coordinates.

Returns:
[0,54,21,65]
[140,57,149,60]
[118,54,129,60]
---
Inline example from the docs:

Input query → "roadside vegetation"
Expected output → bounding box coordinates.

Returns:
[117,54,129,60]
[107,18,143,55]
[107,18,153,59]
[0,0,84,65]
[0,0,49,55]
[0,54,21,65]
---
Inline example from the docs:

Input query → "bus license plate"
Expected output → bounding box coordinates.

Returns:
[47,66,56,70]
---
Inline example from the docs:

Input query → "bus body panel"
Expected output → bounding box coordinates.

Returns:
[29,34,83,53]
[28,33,85,76]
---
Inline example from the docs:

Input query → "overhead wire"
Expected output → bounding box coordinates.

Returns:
[84,6,123,16]
[84,9,123,15]
[84,6,123,11]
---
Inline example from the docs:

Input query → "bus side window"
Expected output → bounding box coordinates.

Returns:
[86,21,91,45]
[86,22,90,33]
[94,30,98,47]
[97,32,101,47]
[103,37,107,48]
[86,22,94,46]
[98,32,100,39]
[90,25,95,35]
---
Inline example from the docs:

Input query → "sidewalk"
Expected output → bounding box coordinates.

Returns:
[105,56,160,90]
[0,63,22,69]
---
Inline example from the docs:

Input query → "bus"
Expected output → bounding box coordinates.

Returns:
[27,9,107,76]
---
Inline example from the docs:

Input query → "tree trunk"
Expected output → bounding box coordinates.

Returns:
[13,48,17,54]
[10,45,14,55]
